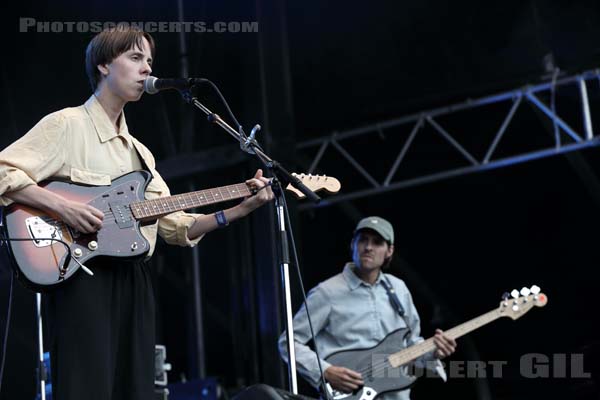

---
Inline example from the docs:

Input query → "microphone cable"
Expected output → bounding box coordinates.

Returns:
[193,79,326,394]
[198,79,243,133]
[279,192,332,400]
[192,79,263,152]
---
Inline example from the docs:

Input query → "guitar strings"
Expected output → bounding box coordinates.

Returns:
[351,342,432,378]
[69,181,257,222]
[354,311,508,378]
[40,181,328,244]
[357,358,392,379]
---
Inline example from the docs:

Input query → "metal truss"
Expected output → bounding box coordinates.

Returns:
[296,68,600,210]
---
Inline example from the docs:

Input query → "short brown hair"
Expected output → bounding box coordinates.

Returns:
[85,25,155,91]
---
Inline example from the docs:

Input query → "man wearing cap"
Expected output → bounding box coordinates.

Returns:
[278,216,456,400]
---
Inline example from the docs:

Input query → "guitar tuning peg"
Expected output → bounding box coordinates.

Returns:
[530,285,540,294]
[520,287,530,296]
[501,292,510,301]
[511,289,520,299]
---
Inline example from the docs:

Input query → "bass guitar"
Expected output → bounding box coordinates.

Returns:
[324,287,548,400]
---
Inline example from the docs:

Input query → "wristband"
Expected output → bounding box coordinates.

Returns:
[215,210,229,228]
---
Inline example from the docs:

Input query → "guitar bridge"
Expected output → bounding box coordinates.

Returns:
[25,216,63,247]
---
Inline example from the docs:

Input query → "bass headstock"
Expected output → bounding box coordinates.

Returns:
[498,285,548,320]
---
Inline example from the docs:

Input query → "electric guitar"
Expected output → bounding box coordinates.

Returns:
[1,170,340,291]
[324,287,548,400]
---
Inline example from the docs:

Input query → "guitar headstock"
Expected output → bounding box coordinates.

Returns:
[286,173,341,199]
[498,285,548,320]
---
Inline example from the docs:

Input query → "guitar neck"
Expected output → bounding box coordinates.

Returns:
[130,183,251,220]
[388,308,502,368]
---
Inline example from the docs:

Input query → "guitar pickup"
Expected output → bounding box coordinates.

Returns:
[108,201,134,229]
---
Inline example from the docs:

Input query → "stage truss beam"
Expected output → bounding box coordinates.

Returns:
[296,69,600,209]
[157,69,600,210]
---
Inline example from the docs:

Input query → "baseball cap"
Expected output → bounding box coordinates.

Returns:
[354,216,394,244]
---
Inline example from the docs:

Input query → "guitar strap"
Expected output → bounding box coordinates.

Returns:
[380,275,415,339]
[380,275,406,317]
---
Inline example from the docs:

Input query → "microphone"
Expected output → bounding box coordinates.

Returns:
[143,76,206,94]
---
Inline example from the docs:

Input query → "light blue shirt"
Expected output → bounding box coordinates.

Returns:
[278,263,446,400]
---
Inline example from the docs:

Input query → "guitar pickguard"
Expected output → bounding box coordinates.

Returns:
[70,177,149,259]
[2,171,153,291]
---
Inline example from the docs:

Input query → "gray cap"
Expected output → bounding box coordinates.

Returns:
[354,216,394,244]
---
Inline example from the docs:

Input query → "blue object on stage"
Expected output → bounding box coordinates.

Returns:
[167,377,221,400]
[34,352,52,400]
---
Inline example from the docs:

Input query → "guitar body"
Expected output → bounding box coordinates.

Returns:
[324,328,417,400]
[2,171,152,292]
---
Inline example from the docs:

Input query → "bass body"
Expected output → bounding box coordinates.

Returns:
[324,328,416,400]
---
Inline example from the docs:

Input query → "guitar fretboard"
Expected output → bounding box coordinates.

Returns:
[130,183,251,220]
[388,308,501,368]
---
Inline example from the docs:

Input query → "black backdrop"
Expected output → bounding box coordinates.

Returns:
[1,1,600,399]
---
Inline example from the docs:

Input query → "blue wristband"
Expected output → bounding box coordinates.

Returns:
[215,210,228,228]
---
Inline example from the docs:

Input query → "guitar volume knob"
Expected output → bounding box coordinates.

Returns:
[73,248,83,258]
[88,241,98,251]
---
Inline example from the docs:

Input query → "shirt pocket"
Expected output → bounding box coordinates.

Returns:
[70,167,111,186]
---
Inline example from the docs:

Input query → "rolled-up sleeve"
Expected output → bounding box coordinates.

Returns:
[0,113,66,205]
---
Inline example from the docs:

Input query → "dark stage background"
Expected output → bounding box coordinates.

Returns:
[1,1,600,399]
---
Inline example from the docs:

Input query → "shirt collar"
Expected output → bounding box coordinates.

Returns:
[84,95,133,149]
[342,263,383,290]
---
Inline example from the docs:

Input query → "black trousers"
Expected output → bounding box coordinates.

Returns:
[45,258,155,400]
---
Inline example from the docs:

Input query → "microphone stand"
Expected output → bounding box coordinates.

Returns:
[179,90,320,394]
[36,293,47,400]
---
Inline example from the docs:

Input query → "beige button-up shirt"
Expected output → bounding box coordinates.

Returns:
[0,95,203,256]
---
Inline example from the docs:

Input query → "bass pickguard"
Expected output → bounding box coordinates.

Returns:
[324,328,417,400]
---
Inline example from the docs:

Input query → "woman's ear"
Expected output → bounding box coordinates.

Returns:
[97,63,109,77]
